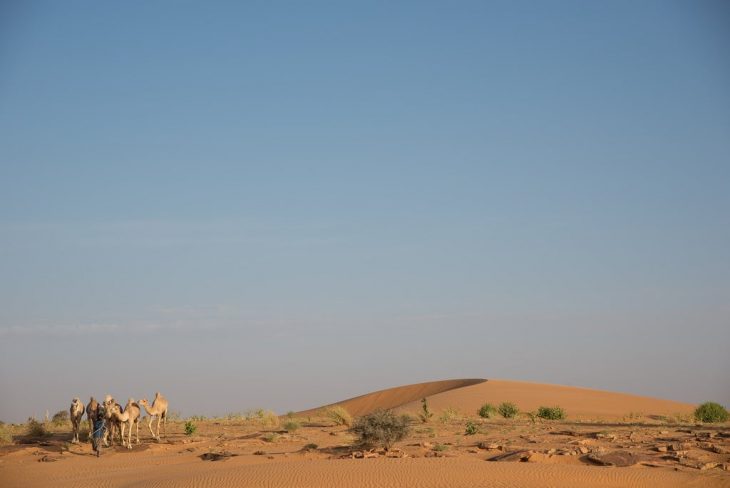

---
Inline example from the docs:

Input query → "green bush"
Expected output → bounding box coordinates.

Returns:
[350,409,411,449]
[498,402,519,419]
[26,418,49,437]
[324,406,353,427]
[478,403,497,419]
[284,420,301,432]
[464,421,478,435]
[438,407,460,423]
[694,402,729,423]
[184,421,197,436]
[0,425,12,445]
[537,406,565,420]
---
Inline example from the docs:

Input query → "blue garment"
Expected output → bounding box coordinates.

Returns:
[93,419,105,439]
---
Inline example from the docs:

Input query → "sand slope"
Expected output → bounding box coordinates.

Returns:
[398,379,695,419]
[298,378,486,417]
[303,378,694,420]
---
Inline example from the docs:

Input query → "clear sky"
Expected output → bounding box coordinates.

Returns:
[1,1,728,423]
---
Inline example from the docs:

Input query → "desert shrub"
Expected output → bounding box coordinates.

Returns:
[439,407,460,423]
[284,420,301,432]
[262,432,280,442]
[478,403,497,419]
[286,411,296,418]
[350,409,411,449]
[537,406,565,420]
[418,398,434,423]
[324,406,353,427]
[188,415,206,421]
[184,421,197,436]
[167,410,182,421]
[52,410,69,426]
[0,425,12,445]
[497,402,518,419]
[464,421,478,435]
[26,418,49,438]
[694,402,729,423]
[433,443,448,452]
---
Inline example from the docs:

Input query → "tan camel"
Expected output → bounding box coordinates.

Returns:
[69,398,85,443]
[85,397,98,443]
[139,392,168,440]
[103,395,122,447]
[107,399,141,449]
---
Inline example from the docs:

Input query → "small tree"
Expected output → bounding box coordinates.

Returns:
[184,421,197,436]
[418,398,433,423]
[350,409,411,449]
[464,421,478,435]
[694,402,728,423]
[498,402,519,419]
[52,410,69,426]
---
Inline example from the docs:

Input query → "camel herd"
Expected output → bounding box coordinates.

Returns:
[68,392,169,449]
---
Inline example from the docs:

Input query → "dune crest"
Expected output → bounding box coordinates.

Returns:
[305,378,695,420]
[298,378,486,417]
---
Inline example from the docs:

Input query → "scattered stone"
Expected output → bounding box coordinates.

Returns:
[578,446,589,454]
[253,450,265,456]
[200,451,237,461]
[487,450,533,462]
[478,442,501,450]
[363,451,380,459]
[38,456,57,463]
[659,431,669,435]
[267,455,275,460]
[721,463,730,472]
[655,446,668,453]
[587,451,643,467]
[421,442,434,449]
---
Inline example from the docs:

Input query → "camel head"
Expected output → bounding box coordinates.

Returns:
[72,397,81,405]
[139,398,149,408]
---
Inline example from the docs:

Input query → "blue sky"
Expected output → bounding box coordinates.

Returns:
[1,1,728,422]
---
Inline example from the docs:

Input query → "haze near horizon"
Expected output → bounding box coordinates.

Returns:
[0,1,728,423]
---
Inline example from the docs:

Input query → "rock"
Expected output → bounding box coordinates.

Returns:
[421,442,433,449]
[587,451,643,467]
[38,456,57,463]
[578,446,589,454]
[200,451,237,461]
[721,463,730,471]
[478,442,501,450]
[487,450,533,462]
[655,446,668,453]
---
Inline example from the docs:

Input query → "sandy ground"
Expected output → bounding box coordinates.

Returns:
[1,379,728,487]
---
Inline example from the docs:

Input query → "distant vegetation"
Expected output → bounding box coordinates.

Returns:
[324,406,353,427]
[350,409,411,449]
[284,420,301,432]
[498,402,519,419]
[418,398,433,423]
[25,418,49,438]
[537,406,566,420]
[52,410,69,426]
[694,402,729,423]
[478,403,497,419]
[438,407,460,423]
[464,421,478,435]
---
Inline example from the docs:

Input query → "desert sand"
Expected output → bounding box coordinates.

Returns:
[1,379,728,487]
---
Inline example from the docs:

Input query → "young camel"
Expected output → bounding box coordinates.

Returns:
[85,397,98,443]
[107,399,141,449]
[69,398,85,443]
[139,392,168,441]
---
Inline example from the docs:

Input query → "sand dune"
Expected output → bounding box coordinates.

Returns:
[304,378,695,420]
[298,378,486,417]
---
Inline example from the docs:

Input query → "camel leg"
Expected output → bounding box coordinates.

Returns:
[162,413,166,438]
[127,422,132,449]
[88,418,93,443]
[147,416,156,439]
[135,419,139,444]
[156,415,162,440]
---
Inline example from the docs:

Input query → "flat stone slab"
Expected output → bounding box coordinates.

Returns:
[587,451,643,467]
[487,450,532,462]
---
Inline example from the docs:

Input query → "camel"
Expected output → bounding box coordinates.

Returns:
[139,392,168,441]
[107,399,141,449]
[103,395,123,447]
[69,398,85,443]
[86,397,99,442]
